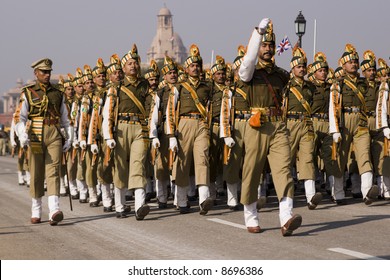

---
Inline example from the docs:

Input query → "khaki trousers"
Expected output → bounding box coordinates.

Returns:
[223,120,246,184]
[114,122,148,190]
[368,116,390,176]
[327,113,372,177]
[97,140,114,184]
[287,119,316,180]
[173,118,210,187]
[155,126,170,183]
[29,125,62,198]
[85,148,98,187]
[76,150,86,181]
[66,147,78,181]
[313,120,329,171]
[209,123,223,182]
[241,121,294,205]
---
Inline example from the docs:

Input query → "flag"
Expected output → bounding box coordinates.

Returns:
[276,36,292,56]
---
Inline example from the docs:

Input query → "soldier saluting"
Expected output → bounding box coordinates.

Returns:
[238,18,302,235]
[14,58,73,225]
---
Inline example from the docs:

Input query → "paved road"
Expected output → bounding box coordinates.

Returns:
[0,155,389,260]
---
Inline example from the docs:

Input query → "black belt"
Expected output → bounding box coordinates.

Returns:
[235,113,251,120]
[312,113,329,119]
[344,107,361,113]
[286,112,310,120]
[180,113,203,119]
[366,111,376,117]
[118,115,140,122]
[212,117,220,123]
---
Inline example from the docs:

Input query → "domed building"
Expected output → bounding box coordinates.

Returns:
[147,6,187,64]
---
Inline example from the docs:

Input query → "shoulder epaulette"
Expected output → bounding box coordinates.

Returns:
[21,83,34,91]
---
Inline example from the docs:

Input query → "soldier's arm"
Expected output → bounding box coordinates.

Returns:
[376,81,389,129]
[70,101,79,143]
[165,85,179,136]
[14,90,30,137]
[60,95,73,144]
[149,93,161,139]
[78,96,90,143]
[239,29,262,82]
[102,87,116,140]
[219,89,232,138]
[329,82,341,134]
[87,96,99,145]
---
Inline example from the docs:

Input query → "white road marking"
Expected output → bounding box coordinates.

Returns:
[207,218,247,230]
[328,247,385,260]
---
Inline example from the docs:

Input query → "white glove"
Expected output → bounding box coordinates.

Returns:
[333,132,342,143]
[258,18,270,35]
[383,128,390,139]
[72,140,79,149]
[169,137,178,151]
[91,144,99,154]
[79,140,87,149]
[152,138,160,149]
[19,132,29,147]
[63,140,72,152]
[224,137,235,148]
[106,139,116,149]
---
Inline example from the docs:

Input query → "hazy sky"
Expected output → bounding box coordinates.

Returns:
[1,0,389,96]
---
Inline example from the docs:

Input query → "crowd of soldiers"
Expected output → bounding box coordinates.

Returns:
[10,18,390,236]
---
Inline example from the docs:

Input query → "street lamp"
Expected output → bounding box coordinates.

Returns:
[295,11,306,48]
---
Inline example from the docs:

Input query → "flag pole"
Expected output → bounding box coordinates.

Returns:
[210,49,214,66]
[313,19,317,59]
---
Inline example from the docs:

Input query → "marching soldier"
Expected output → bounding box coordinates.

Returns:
[102,44,150,220]
[209,55,230,202]
[220,45,248,210]
[14,58,73,225]
[328,44,379,205]
[61,74,75,196]
[144,60,160,202]
[150,56,179,208]
[78,65,99,206]
[238,18,302,235]
[166,44,214,215]
[87,58,113,210]
[284,46,322,210]
[10,112,30,186]
[310,52,332,192]
[374,58,390,199]
[69,69,86,200]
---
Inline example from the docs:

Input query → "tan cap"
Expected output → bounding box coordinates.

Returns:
[31,58,53,71]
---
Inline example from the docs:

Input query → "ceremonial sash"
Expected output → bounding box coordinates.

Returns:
[30,117,44,154]
[235,87,247,100]
[120,86,147,117]
[290,86,312,115]
[344,79,367,113]
[26,88,46,154]
[181,82,208,119]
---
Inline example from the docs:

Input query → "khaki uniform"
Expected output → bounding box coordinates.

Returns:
[171,81,211,188]
[76,91,96,203]
[209,82,225,197]
[311,80,332,174]
[149,84,172,204]
[222,83,250,185]
[102,77,149,214]
[285,78,316,181]
[239,66,292,205]
[329,75,374,200]
[89,87,114,185]
[15,79,72,221]
[68,94,82,197]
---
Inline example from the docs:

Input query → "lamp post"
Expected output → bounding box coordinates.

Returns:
[295,11,306,48]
